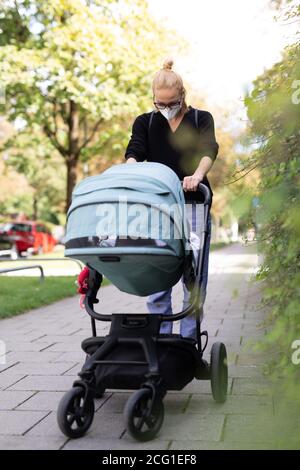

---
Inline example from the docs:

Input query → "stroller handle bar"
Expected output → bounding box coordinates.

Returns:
[184,182,212,206]
[84,287,202,323]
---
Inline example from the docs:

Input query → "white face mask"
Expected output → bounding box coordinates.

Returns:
[160,104,181,120]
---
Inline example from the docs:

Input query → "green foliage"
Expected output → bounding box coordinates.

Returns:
[0,191,33,216]
[0,0,32,47]
[244,28,300,446]
[1,127,66,221]
[0,275,77,318]
[0,0,174,130]
[0,0,178,211]
[0,274,110,318]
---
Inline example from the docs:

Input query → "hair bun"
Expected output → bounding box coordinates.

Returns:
[162,58,174,71]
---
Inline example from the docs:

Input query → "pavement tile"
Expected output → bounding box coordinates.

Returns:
[0,371,27,390]
[0,391,36,410]
[45,342,84,353]
[169,378,233,395]
[0,434,67,450]
[27,410,125,439]
[63,437,170,451]
[52,351,86,363]
[223,414,279,443]
[186,394,273,415]
[0,410,49,435]
[231,377,271,395]
[4,342,54,352]
[236,353,271,366]
[6,362,76,376]
[169,440,277,450]
[228,365,263,378]
[4,351,63,364]
[16,391,65,411]
[7,375,76,392]
[159,414,225,441]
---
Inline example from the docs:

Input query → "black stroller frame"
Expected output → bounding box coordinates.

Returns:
[57,184,228,442]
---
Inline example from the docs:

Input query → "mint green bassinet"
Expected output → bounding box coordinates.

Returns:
[64,162,190,296]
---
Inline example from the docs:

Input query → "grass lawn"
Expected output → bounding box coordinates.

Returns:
[0,276,110,319]
[0,249,82,271]
[0,242,237,319]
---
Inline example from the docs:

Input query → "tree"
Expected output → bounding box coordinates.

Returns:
[0,0,176,212]
[0,0,31,47]
[3,128,66,222]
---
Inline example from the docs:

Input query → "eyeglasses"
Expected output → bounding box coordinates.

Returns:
[153,97,182,110]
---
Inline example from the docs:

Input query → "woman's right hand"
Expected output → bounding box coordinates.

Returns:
[126,156,137,164]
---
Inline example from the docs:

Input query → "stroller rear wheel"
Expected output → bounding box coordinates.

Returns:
[57,386,95,438]
[124,388,164,442]
[210,342,228,403]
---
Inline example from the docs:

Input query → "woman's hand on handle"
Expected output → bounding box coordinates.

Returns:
[183,172,204,192]
[183,156,213,191]
[126,156,137,164]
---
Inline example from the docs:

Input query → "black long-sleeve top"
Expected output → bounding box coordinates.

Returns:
[124,106,219,202]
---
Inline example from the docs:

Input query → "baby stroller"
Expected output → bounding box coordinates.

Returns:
[57,162,228,442]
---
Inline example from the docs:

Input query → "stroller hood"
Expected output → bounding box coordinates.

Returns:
[65,162,190,296]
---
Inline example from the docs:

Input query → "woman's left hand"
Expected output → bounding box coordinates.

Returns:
[183,173,204,192]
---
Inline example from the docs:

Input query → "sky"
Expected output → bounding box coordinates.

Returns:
[148,0,299,130]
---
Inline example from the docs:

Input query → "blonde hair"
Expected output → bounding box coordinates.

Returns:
[152,58,187,111]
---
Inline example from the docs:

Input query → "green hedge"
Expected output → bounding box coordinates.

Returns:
[245,39,300,448]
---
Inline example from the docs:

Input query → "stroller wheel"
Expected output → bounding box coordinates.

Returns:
[57,386,95,438]
[210,342,228,403]
[124,388,164,442]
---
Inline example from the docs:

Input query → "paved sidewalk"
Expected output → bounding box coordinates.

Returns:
[0,243,283,450]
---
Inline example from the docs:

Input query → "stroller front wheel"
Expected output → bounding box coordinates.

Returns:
[57,386,95,438]
[124,388,164,442]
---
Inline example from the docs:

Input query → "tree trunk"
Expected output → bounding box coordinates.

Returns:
[66,157,78,213]
[33,194,38,221]
[65,100,80,213]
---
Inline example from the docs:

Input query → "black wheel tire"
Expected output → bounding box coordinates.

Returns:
[124,388,164,442]
[210,342,228,403]
[57,386,95,438]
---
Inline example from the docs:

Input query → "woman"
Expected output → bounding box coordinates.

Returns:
[124,58,219,341]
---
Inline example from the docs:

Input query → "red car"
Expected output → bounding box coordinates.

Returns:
[0,221,57,257]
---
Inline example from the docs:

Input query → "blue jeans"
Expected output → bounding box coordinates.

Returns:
[147,204,211,341]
